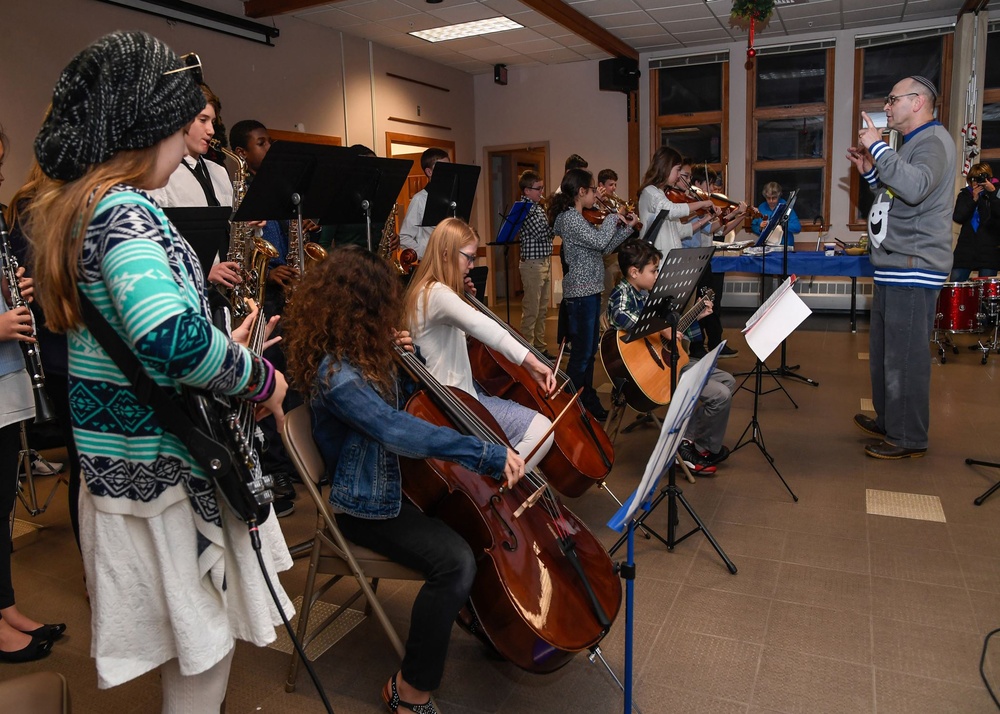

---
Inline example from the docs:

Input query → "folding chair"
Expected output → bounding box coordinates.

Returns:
[281,404,424,692]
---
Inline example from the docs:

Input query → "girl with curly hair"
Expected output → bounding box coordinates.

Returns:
[282,246,524,714]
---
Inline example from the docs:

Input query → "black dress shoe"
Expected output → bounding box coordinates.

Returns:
[24,623,66,643]
[0,637,51,663]
[587,404,609,422]
[864,441,927,459]
[269,472,297,501]
[853,413,885,437]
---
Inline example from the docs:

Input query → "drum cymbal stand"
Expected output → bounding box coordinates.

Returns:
[974,302,1000,365]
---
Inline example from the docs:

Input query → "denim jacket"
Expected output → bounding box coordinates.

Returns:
[310,357,509,519]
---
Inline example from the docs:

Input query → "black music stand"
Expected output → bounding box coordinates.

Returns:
[608,247,737,575]
[422,162,481,226]
[489,199,532,325]
[325,155,412,252]
[966,458,1000,505]
[234,141,355,264]
[164,206,233,278]
[732,276,804,502]
[769,191,818,387]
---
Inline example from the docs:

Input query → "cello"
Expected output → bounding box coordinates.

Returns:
[464,291,615,497]
[395,344,622,673]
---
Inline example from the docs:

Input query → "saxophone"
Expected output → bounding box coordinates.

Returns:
[285,217,328,275]
[210,139,259,320]
[378,203,404,275]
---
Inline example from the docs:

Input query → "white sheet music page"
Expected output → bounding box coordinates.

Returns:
[742,275,812,362]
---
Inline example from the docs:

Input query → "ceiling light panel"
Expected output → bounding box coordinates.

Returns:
[410,16,523,42]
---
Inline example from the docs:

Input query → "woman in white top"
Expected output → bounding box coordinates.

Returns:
[637,147,716,253]
[403,218,556,471]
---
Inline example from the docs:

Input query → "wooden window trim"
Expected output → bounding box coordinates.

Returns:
[747,48,834,233]
[847,35,953,231]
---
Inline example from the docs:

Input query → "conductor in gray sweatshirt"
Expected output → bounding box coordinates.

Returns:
[847,75,956,460]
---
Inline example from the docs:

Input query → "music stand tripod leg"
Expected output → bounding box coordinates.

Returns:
[967,458,1000,505]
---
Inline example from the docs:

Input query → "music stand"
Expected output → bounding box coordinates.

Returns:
[422,162,481,226]
[608,247,737,575]
[606,346,724,714]
[164,206,233,278]
[769,191,818,387]
[732,275,807,502]
[489,200,532,325]
[324,155,412,252]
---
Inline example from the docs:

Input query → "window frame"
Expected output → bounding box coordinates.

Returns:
[847,34,953,231]
[651,60,730,185]
[746,47,835,236]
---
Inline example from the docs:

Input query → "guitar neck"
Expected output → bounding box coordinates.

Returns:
[675,298,707,335]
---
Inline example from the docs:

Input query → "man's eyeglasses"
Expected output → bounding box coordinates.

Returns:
[164,53,203,85]
[884,92,918,106]
[526,185,544,192]
[459,250,477,264]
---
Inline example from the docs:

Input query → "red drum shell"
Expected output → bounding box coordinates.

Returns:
[935,282,980,333]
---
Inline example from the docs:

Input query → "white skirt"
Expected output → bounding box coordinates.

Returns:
[80,490,294,689]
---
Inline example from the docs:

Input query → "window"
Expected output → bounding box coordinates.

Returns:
[849,34,951,228]
[748,48,833,235]
[979,31,1000,176]
[653,59,728,167]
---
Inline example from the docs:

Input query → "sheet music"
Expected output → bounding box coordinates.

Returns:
[742,276,812,361]
[607,344,723,532]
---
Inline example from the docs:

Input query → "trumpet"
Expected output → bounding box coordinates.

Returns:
[0,213,56,424]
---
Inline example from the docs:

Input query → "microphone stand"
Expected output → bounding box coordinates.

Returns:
[771,193,817,387]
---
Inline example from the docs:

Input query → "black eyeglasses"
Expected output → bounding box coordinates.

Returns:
[527,185,544,192]
[459,250,476,264]
[164,53,203,85]
[884,92,918,106]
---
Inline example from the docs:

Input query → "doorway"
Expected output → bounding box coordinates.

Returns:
[386,133,456,231]
[484,144,548,309]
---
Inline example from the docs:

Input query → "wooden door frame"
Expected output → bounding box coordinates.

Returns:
[482,141,550,309]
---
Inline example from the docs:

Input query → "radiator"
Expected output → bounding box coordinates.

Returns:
[722,275,874,311]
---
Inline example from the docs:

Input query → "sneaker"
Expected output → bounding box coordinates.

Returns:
[700,445,730,466]
[677,440,717,474]
[269,471,297,501]
[718,345,739,359]
[273,498,295,518]
[29,456,64,476]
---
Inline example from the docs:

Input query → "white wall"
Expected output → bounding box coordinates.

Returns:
[0,0,475,209]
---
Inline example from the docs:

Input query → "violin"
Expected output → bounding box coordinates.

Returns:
[464,292,614,498]
[688,185,761,219]
[394,345,622,673]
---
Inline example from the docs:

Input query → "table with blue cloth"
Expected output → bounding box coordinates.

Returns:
[711,251,874,332]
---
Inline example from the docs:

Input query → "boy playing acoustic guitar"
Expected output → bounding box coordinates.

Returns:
[607,238,735,474]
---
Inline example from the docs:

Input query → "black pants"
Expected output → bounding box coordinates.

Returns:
[336,501,476,691]
[0,422,23,609]
[697,265,726,349]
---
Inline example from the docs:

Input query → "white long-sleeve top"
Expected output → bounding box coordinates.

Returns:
[637,185,694,254]
[399,189,433,259]
[411,283,528,398]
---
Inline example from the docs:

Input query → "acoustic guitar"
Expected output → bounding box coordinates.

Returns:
[600,289,715,413]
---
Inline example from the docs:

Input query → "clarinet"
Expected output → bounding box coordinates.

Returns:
[0,213,56,424]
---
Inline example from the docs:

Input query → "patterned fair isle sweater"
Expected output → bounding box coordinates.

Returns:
[70,186,271,529]
[554,209,633,299]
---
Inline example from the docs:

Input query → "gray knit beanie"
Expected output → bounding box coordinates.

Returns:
[35,30,205,182]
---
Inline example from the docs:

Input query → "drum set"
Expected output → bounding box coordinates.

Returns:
[933,277,1000,364]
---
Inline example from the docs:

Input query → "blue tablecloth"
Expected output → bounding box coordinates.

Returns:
[711,252,873,278]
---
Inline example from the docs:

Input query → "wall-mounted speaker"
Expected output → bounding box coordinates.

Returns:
[599,57,640,93]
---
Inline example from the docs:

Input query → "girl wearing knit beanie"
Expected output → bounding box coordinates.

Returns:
[27,31,293,711]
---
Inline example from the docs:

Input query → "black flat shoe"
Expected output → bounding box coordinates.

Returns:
[864,441,927,460]
[24,624,66,643]
[0,637,52,663]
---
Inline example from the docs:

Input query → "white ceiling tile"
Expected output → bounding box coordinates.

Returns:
[434,34,506,51]
[380,14,447,33]
[526,47,588,63]
[291,8,368,29]
[644,3,717,22]
[426,3,504,24]
[340,0,418,22]
[463,45,526,62]
[613,23,666,39]
[591,10,654,28]
[571,0,643,15]
[493,27,547,44]
[781,16,844,32]
[480,0,533,15]
[503,37,565,52]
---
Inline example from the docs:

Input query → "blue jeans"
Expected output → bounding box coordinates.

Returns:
[951,268,998,281]
[869,285,938,449]
[563,293,602,411]
[337,501,476,691]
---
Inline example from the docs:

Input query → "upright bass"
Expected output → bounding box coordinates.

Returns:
[395,344,622,673]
